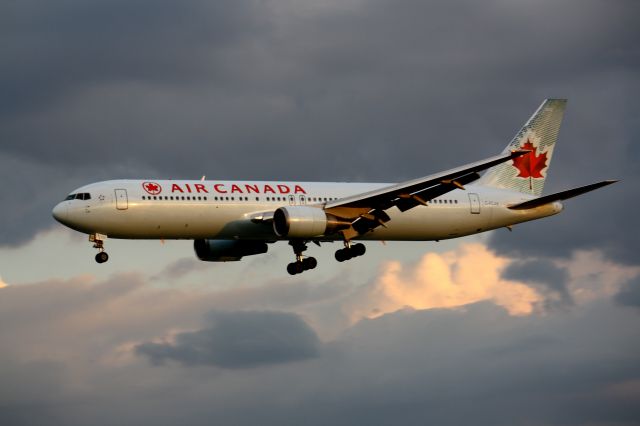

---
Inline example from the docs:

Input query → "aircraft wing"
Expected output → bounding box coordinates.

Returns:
[325,150,529,239]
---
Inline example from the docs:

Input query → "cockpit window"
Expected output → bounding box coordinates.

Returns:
[65,193,91,201]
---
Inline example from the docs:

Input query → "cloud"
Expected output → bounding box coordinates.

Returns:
[615,275,640,309]
[0,276,7,288]
[346,243,542,321]
[502,259,573,310]
[151,257,210,281]
[136,310,320,368]
[0,264,639,425]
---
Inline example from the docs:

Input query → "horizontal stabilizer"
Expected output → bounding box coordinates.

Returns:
[508,180,618,210]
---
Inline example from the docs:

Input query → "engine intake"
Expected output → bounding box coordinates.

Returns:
[273,206,350,238]
[194,239,268,262]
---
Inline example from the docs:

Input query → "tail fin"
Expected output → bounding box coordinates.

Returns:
[478,99,567,196]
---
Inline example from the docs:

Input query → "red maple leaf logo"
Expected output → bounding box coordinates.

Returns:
[513,140,547,189]
[142,182,162,195]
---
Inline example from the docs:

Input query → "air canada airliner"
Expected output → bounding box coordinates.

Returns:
[52,99,616,274]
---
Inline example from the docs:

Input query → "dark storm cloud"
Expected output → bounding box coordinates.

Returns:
[1,0,638,264]
[615,275,640,309]
[502,259,573,309]
[488,181,638,265]
[0,0,264,115]
[136,310,320,368]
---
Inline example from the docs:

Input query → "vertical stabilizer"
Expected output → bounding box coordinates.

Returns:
[478,99,566,196]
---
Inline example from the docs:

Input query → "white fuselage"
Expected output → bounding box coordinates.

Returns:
[52,179,563,241]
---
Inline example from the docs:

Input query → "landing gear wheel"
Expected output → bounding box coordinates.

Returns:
[286,240,319,275]
[287,256,318,275]
[335,243,366,262]
[335,248,352,262]
[90,234,109,264]
[303,257,318,270]
[287,263,298,275]
[352,243,366,257]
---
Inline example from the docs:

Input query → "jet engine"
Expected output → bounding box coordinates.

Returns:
[273,206,351,238]
[194,239,268,262]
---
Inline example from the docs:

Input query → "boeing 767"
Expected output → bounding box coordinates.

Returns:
[52,99,616,274]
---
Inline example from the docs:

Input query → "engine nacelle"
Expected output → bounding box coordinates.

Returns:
[194,239,268,262]
[273,206,350,238]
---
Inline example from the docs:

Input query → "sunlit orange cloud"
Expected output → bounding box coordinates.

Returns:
[346,243,542,322]
[0,276,8,288]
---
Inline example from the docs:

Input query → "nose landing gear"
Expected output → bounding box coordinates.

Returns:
[90,234,109,264]
[335,241,366,262]
[287,240,318,275]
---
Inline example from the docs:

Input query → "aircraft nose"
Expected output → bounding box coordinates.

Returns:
[52,202,67,223]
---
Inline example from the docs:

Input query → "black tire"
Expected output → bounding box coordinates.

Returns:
[352,243,366,257]
[287,263,298,275]
[303,257,318,270]
[335,249,352,262]
[95,252,109,264]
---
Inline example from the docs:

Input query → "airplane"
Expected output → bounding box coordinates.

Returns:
[52,99,616,275]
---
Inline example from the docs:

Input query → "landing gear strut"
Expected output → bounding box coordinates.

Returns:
[335,241,366,262]
[90,234,109,264]
[287,240,317,275]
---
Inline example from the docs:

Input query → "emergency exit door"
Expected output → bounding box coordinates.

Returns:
[468,193,480,214]
[115,189,128,210]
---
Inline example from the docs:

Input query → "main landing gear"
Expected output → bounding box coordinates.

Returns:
[90,234,109,264]
[287,240,318,275]
[335,241,366,262]
[285,240,368,274]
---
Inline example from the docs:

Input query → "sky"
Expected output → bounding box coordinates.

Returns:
[1,0,639,424]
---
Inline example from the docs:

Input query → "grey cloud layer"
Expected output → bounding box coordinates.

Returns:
[503,259,573,309]
[615,275,640,309]
[0,274,639,425]
[136,310,320,368]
